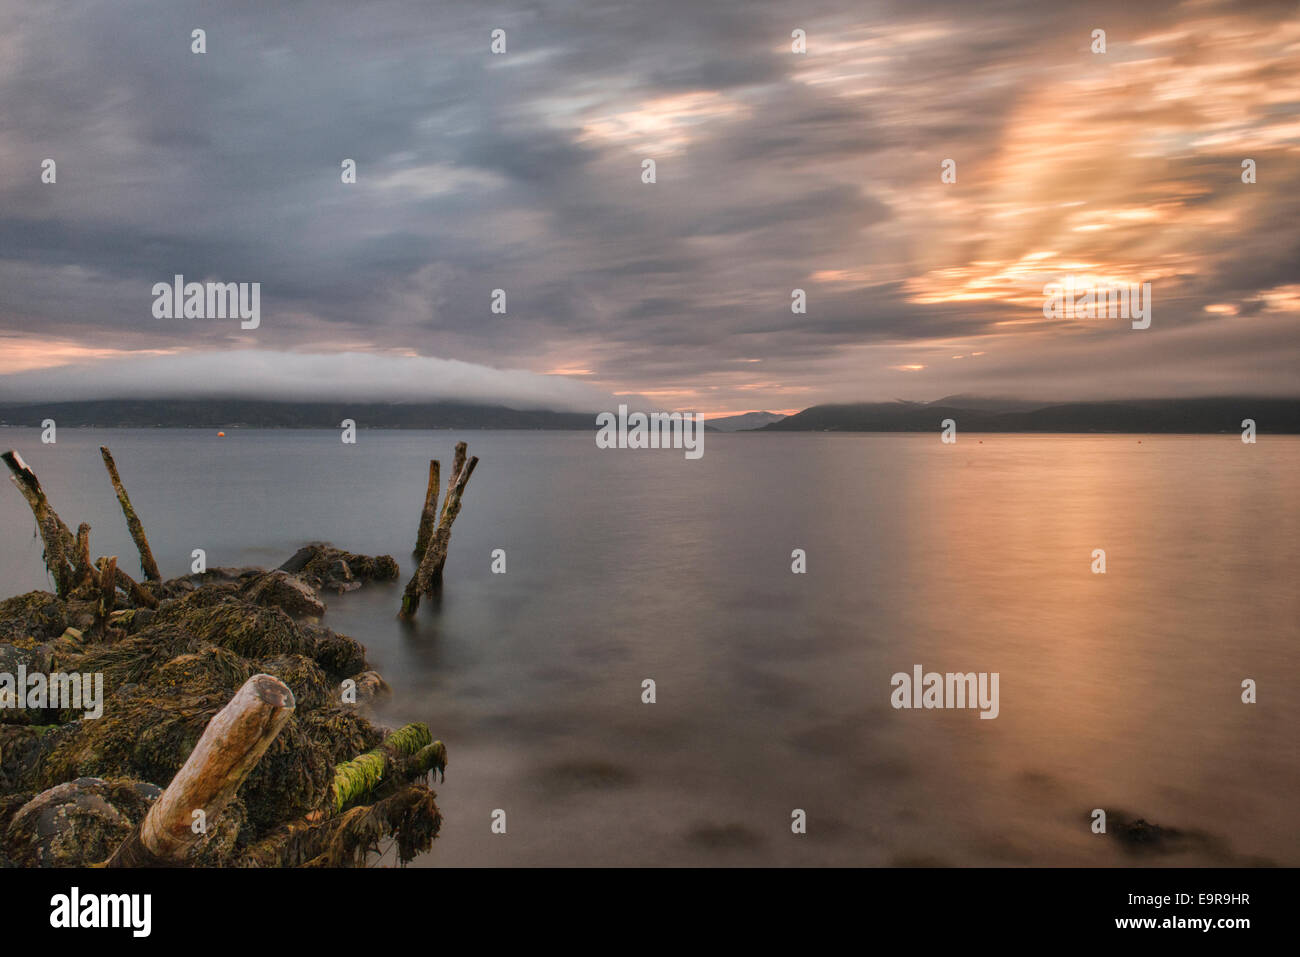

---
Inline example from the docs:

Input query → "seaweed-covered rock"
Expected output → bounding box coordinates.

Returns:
[0,641,56,725]
[0,640,54,684]
[5,777,160,867]
[0,592,67,643]
[350,670,391,705]
[153,596,306,659]
[299,708,385,765]
[149,646,252,699]
[0,791,33,865]
[301,624,367,682]
[239,715,333,832]
[280,543,399,594]
[0,723,77,792]
[258,654,331,712]
[40,690,223,789]
[0,544,442,868]
[241,570,326,619]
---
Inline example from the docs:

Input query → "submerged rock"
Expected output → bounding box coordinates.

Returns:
[280,543,399,594]
[1100,809,1268,864]
[350,670,391,705]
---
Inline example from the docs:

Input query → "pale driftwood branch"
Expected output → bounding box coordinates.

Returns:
[100,446,161,582]
[412,459,440,561]
[106,674,296,867]
[3,449,76,597]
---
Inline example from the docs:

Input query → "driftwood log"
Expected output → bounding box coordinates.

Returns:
[100,446,161,582]
[2,449,77,597]
[107,674,296,867]
[399,444,478,618]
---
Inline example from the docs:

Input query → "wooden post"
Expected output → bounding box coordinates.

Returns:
[399,452,478,618]
[412,459,440,560]
[425,455,478,589]
[91,555,157,613]
[441,442,467,525]
[2,449,76,597]
[106,675,295,866]
[74,523,95,589]
[94,556,117,633]
[99,447,161,581]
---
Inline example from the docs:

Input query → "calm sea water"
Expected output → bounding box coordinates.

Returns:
[2,428,1296,866]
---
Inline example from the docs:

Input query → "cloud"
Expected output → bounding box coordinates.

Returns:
[0,0,1296,412]
[0,350,617,410]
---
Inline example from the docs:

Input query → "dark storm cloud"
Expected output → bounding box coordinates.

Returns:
[0,0,1297,410]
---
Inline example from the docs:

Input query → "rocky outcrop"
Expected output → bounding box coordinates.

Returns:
[0,545,442,868]
[279,543,400,595]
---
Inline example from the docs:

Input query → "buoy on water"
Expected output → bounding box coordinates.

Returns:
[217,431,226,438]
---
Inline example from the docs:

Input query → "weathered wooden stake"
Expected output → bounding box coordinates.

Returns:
[74,523,95,589]
[99,446,161,581]
[412,459,440,560]
[399,451,478,618]
[94,556,117,634]
[441,442,467,525]
[425,454,478,590]
[3,449,76,597]
[106,674,295,867]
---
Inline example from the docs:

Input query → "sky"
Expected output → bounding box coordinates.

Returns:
[0,0,1297,415]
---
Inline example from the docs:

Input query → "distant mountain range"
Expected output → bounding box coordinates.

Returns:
[706,411,787,432]
[760,397,1300,433]
[0,397,1296,433]
[0,399,592,430]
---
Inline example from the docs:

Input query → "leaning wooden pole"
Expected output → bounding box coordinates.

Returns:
[412,459,440,560]
[399,452,478,618]
[112,563,160,610]
[441,442,467,525]
[426,455,478,589]
[2,450,76,597]
[106,674,295,867]
[99,446,161,582]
